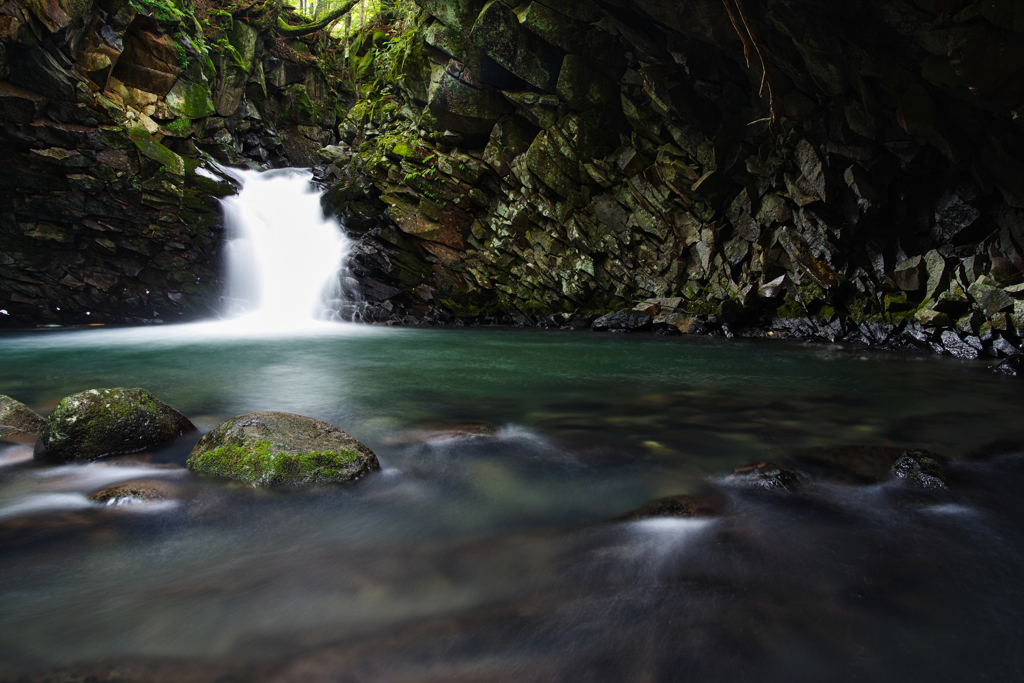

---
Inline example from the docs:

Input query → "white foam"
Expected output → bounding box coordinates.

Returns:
[34,464,187,491]
[0,492,93,520]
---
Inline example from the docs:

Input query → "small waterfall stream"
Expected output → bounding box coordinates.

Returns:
[220,168,352,328]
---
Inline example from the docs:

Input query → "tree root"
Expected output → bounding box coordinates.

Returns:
[722,0,782,134]
[277,0,360,36]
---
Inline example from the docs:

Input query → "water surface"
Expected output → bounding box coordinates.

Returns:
[1,324,1022,682]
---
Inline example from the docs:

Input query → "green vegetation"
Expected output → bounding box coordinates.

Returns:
[190,440,364,487]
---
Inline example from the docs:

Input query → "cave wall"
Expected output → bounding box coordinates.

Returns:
[0,0,342,327]
[325,0,1024,356]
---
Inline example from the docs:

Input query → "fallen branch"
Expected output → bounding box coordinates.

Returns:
[277,0,359,36]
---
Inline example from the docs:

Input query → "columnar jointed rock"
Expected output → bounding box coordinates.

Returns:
[320,0,1024,358]
[0,395,46,438]
[187,411,380,487]
[35,388,197,462]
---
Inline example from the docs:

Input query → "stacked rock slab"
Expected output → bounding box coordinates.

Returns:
[323,0,1024,356]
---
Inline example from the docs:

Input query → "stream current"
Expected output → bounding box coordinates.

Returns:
[1,171,1023,682]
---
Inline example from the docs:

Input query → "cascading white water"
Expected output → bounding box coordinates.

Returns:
[220,168,351,328]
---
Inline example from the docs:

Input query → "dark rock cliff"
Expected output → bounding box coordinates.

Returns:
[0,0,343,326]
[322,0,1024,357]
[2,0,1023,358]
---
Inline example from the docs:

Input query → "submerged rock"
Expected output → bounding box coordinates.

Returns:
[591,310,653,332]
[726,462,801,492]
[187,411,380,487]
[620,494,724,520]
[0,395,45,438]
[89,479,182,505]
[35,388,197,462]
[382,421,501,446]
[792,445,907,483]
[991,356,1023,377]
[891,449,949,490]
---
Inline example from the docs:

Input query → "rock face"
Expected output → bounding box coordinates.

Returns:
[317,0,1024,356]
[3,0,1024,354]
[0,0,345,327]
[0,395,45,438]
[187,411,380,487]
[36,388,197,462]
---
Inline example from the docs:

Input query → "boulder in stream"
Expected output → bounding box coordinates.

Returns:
[35,388,197,462]
[0,395,46,438]
[620,494,724,520]
[891,449,949,490]
[726,462,802,492]
[187,411,380,487]
[89,479,182,505]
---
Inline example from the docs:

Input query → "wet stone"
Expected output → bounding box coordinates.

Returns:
[891,449,949,490]
[89,479,181,505]
[187,411,380,487]
[382,421,500,446]
[619,494,724,520]
[726,462,801,492]
[35,388,197,462]
[940,330,980,359]
[991,356,1023,377]
[592,309,653,332]
[0,395,45,438]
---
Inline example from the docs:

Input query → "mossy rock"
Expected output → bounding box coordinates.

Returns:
[0,395,46,439]
[186,411,380,487]
[36,388,197,462]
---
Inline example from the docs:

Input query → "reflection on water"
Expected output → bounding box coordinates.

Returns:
[0,326,1022,681]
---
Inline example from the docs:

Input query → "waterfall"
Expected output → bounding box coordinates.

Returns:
[219,168,353,328]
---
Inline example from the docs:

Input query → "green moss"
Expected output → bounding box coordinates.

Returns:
[39,388,195,462]
[129,0,184,22]
[167,76,215,119]
[776,300,804,319]
[165,117,192,137]
[190,440,363,487]
[128,128,185,176]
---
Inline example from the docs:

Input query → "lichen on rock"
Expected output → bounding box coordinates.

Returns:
[35,388,197,462]
[187,411,380,487]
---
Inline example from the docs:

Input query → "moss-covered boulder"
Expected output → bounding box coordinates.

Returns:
[0,395,46,438]
[186,411,380,487]
[35,388,197,462]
